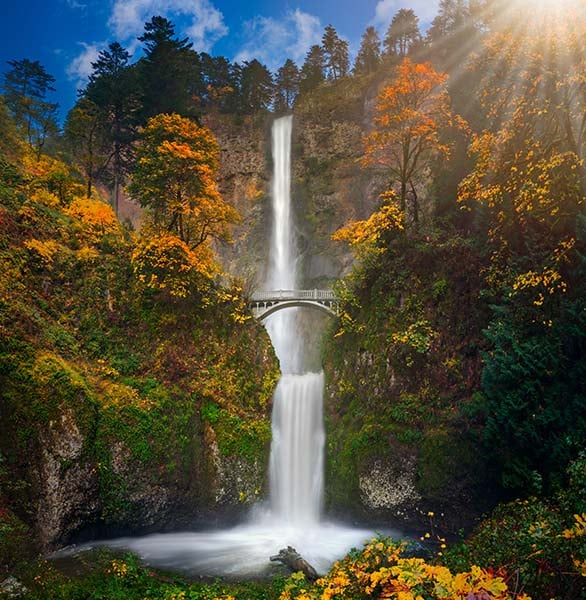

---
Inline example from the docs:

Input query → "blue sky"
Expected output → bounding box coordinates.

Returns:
[0,0,440,117]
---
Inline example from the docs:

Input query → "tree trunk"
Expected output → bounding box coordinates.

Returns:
[270,546,319,581]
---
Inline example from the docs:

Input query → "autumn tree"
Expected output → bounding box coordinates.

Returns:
[299,45,326,93]
[383,9,422,58]
[128,113,239,297]
[458,8,586,492]
[354,26,381,75]
[364,58,457,222]
[2,58,59,158]
[275,59,300,112]
[332,193,404,259]
[129,113,239,249]
[322,25,349,80]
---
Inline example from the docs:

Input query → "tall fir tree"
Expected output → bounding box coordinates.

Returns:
[383,9,422,57]
[82,42,140,212]
[275,59,300,112]
[238,60,274,113]
[354,26,381,75]
[299,45,326,93]
[321,25,349,80]
[137,16,202,121]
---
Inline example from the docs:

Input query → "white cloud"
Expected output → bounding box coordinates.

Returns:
[68,0,228,90]
[234,9,322,71]
[65,0,87,9]
[372,0,440,31]
[66,42,104,87]
[108,0,228,52]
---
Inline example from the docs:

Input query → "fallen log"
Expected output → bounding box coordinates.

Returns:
[270,546,319,581]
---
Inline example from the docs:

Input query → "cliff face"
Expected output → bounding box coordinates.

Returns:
[320,230,494,532]
[202,112,272,289]
[0,166,279,559]
[1,305,278,555]
[208,77,385,290]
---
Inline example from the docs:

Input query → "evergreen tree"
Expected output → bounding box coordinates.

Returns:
[321,25,349,80]
[63,97,105,198]
[299,45,326,93]
[353,26,381,75]
[275,59,300,112]
[427,0,470,42]
[2,58,59,157]
[238,60,274,113]
[199,53,237,111]
[137,16,202,121]
[83,42,140,212]
[383,9,422,57]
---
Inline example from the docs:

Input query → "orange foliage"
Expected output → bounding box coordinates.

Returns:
[332,195,404,255]
[364,58,460,216]
[281,537,531,600]
[129,113,239,250]
[65,196,119,242]
[131,233,218,299]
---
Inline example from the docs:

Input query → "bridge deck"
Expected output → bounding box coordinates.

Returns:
[250,289,336,302]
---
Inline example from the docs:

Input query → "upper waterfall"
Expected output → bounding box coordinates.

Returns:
[268,115,295,291]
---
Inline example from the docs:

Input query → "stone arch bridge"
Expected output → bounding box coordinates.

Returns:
[249,289,339,321]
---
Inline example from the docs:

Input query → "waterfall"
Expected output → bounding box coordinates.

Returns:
[79,116,379,578]
[265,116,325,525]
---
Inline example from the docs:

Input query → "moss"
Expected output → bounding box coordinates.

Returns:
[213,409,271,461]
[322,228,491,518]
[416,429,479,498]
[0,507,33,573]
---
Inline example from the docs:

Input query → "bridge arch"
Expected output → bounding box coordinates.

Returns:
[254,300,338,321]
[248,289,339,321]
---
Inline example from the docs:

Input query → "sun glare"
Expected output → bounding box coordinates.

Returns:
[509,0,585,18]
[490,0,586,37]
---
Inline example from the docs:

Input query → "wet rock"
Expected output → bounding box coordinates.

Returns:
[35,409,100,550]
[359,456,421,517]
[0,576,28,598]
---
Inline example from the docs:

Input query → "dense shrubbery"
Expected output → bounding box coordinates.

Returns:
[0,139,277,563]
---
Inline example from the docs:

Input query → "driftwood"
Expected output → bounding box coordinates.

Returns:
[270,546,319,581]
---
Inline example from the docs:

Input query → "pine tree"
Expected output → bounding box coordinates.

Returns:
[2,58,59,157]
[321,25,349,80]
[199,53,237,111]
[299,45,326,93]
[238,60,274,113]
[83,42,140,212]
[383,9,422,57]
[275,59,300,112]
[137,16,202,121]
[354,26,381,75]
[63,97,105,198]
[427,0,470,43]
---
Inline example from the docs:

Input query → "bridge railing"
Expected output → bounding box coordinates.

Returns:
[250,289,336,302]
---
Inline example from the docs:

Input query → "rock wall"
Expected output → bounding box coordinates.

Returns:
[321,231,495,532]
[205,78,386,290]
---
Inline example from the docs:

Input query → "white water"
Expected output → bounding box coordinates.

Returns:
[58,116,390,577]
[269,372,325,525]
[265,116,324,525]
